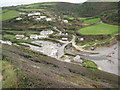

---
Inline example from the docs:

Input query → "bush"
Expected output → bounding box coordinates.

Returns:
[82,59,97,69]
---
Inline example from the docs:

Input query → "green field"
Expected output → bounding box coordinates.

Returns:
[1,10,20,21]
[25,3,41,8]
[63,15,69,18]
[25,3,56,8]
[63,15,75,20]
[1,10,9,14]
[82,59,97,69]
[83,18,101,24]
[79,17,87,20]
[41,3,57,5]
[19,9,44,12]
[4,34,15,39]
[78,23,119,35]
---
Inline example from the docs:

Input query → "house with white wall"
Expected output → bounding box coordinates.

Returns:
[40,16,47,19]
[15,35,25,39]
[62,38,68,41]
[19,12,26,15]
[0,40,12,45]
[30,35,39,39]
[30,35,48,39]
[63,20,68,23]
[46,18,52,21]
[35,16,47,20]
[79,38,84,41]
[40,30,53,36]
[28,12,41,16]
[38,35,48,38]
[16,17,22,20]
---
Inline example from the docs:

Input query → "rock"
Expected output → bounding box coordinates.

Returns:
[91,47,95,51]
[64,59,71,62]
[79,38,84,41]
[73,55,83,63]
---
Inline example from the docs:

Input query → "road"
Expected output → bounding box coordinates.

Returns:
[65,36,119,75]
[57,41,72,59]
[71,35,99,54]
[15,36,119,75]
[57,35,102,59]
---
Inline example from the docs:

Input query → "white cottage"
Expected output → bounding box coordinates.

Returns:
[79,38,84,41]
[16,17,22,20]
[53,27,57,30]
[34,12,41,15]
[38,35,48,38]
[35,16,47,20]
[36,18,41,20]
[40,30,53,36]
[0,40,12,45]
[62,38,68,41]
[15,35,25,39]
[63,20,68,23]
[40,16,47,19]
[28,12,41,16]
[61,33,68,36]
[30,35,48,39]
[19,12,26,15]
[30,35,38,39]
[46,18,52,21]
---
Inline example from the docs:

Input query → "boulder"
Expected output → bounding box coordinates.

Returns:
[73,55,83,63]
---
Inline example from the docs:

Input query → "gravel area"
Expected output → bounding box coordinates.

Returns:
[31,40,61,58]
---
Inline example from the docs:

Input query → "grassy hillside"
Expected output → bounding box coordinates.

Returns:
[100,9,119,25]
[2,60,19,88]
[78,23,119,35]
[2,45,118,88]
[1,10,20,21]
[52,2,118,25]
[2,2,119,24]
[79,17,87,20]
[83,18,101,24]
[19,9,44,12]
[24,2,57,8]
[76,2,118,17]
[1,2,119,88]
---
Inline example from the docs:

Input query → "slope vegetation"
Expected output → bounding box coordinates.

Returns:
[1,10,20,21]
[2,45,118,88]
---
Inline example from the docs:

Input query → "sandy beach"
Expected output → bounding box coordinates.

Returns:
[93,42,119,76]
